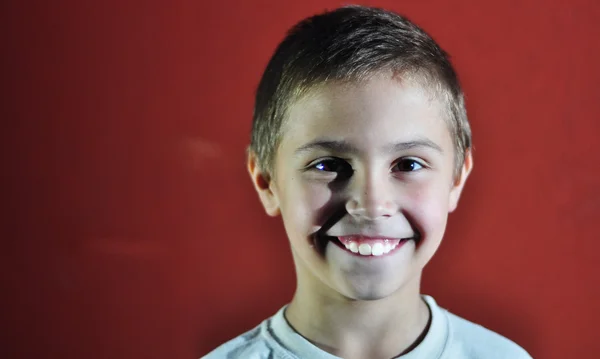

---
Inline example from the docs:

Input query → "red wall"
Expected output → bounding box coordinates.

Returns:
[2,1,599,358]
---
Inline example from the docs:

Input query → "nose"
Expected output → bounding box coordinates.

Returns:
[345,170,397,221]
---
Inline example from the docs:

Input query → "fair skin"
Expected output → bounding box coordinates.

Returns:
[248,73,472,359]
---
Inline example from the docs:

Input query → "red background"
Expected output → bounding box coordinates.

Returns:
[2,1,599,358]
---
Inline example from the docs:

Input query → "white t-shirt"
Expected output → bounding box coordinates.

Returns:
[202,295,532,359]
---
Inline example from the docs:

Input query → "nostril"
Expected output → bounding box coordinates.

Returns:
[346,198,396,220]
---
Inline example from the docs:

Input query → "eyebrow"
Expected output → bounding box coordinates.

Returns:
[294,138,443,156]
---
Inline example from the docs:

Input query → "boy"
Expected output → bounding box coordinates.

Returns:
[204,5,531,359]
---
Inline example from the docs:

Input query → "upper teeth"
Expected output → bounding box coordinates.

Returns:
[345,241,398,256]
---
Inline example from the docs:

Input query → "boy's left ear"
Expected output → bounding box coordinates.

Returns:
[449,149,473,213]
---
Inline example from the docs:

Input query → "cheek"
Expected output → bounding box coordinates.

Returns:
[404,179,451,236]
[281,179,335,232]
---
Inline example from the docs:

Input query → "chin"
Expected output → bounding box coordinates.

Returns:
[350,292,391,301]
[338,279,404,301]
[332,266,421,302]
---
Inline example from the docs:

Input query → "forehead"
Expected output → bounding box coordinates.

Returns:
[279,75,453,155]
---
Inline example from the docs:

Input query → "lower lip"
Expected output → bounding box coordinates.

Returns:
[332,238,411,258]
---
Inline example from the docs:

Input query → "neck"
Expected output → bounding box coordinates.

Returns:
[285,273,430,359]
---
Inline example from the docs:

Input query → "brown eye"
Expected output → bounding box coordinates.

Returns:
[309,159,354,181]
[395,159,424,172]
[313,158,350,173]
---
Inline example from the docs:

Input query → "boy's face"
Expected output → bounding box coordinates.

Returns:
[249,74,471,301]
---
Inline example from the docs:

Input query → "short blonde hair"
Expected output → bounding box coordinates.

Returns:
[249,5,472,177]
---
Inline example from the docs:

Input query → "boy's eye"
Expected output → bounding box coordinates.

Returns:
[310,158,352,174]
[394,159,424,172]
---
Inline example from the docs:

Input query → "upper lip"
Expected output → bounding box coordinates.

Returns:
[324,232,414,240]
[321,223,418,240]
[337,234,402,239]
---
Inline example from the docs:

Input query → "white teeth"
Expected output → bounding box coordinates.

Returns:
[343,240,402,256]
[371,243,384,256]
[349,241,359,253]
[358,243,372,255]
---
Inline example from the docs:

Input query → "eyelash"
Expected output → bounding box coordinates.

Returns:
[310,158,353,174]
[308,157,426,173]
[393,158,425,172]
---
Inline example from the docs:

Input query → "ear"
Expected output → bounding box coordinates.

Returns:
[449,149,473,213]
[247,151,281,217]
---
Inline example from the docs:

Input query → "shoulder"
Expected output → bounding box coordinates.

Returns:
[444,310,532,359]
[201,315,294,359]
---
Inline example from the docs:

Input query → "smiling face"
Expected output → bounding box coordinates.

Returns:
[248,73,472,301]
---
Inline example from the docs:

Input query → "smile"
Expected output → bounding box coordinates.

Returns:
[335,235,411,257]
